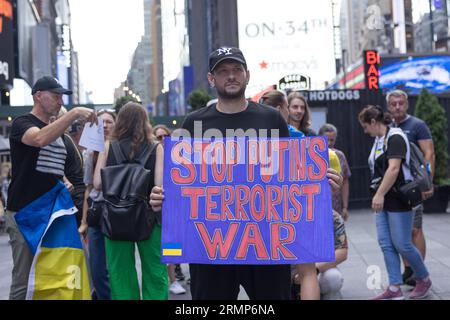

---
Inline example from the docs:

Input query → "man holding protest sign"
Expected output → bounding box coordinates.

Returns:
[150,47,342,300]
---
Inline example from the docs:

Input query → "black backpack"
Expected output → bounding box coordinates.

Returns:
[385,131,432,207]
[100,141,158,241]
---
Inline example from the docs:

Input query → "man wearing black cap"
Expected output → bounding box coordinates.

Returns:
[4,76,96,300]
[150,48,342,300]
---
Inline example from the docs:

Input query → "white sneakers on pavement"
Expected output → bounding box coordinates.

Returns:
[169,280,186,295]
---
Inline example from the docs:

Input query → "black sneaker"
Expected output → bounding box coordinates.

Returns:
[175,264,185,281]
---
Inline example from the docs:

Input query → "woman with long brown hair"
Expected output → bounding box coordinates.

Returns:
[93,102,167,300]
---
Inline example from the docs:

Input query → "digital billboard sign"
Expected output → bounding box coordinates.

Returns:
[0,0,14,88]
[379,55,450,94]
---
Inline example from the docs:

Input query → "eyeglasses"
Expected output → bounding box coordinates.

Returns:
[156,134,169,141]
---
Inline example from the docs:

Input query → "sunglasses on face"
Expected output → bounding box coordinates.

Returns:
[156,134,170,141]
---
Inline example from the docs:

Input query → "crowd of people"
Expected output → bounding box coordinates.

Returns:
[2,46,435,300]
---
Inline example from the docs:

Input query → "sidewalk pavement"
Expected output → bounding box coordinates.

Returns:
[1,209,450,300]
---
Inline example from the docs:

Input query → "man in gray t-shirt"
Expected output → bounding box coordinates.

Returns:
[387,89,435,286]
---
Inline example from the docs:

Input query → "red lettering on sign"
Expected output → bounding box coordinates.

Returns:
[211,142,226,183]
[289,184,302,223]
[302,184,321,221]
[308,137,327,180]
[236,223,269,260]
[365,50,380,91]
[182,187,205,219]
[368,76,379,90]
[291,139,306,181]
[366,51,380,64]
[260,141,273,183]
[193,141,212,183]
[195,222,239,259]
[367,64,379,77]
[247,140,259,182]
[249,184,265,221]
[226,141,239,183]
[221,185,235,220]
[266,185,282,222]
[171,141,196,184]
[270,223,296,260]
[275,140,289,181]
[235,185,250,221]
[205,186,221,220]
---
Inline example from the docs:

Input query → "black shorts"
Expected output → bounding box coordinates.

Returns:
[189,263,291,300]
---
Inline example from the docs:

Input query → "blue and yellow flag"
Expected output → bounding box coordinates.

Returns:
[15,181,91,300]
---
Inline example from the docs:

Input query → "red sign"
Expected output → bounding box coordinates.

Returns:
[364,50,380,90]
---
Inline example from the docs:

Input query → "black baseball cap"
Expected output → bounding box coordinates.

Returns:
[209,47,247,72]
[31,76,73,95]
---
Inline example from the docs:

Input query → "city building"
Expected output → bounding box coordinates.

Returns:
[186,0,239,93]
[9,0,77,107]
[333,0,450,94]
[414,1,450,53]
[118,0,163,114]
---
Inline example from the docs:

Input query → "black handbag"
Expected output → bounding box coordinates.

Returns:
[86,198,104,227]
[396,180,423,208]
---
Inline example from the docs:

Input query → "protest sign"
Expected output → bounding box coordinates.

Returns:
[79,121,104,152]
[161,137,334,264]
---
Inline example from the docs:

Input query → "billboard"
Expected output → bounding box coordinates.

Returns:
[168,78,184,116]
[16,0,38,86]
[379,55,450,94]
[0,0,14,88]
[237,0,336,96]
[57,52,69,105]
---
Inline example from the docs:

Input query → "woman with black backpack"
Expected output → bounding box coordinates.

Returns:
[93,102,167,300]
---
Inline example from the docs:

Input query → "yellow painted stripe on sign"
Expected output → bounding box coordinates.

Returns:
[163,249,182,256]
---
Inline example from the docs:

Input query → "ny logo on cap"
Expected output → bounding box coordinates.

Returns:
[216,47,233,56]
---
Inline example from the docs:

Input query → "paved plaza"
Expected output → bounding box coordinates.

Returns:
[1,209,450,300]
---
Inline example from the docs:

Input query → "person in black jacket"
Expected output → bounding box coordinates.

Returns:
[150,47,342,300]
[62,133,85,227]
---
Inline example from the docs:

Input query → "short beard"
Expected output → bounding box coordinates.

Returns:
[216,84,247,100]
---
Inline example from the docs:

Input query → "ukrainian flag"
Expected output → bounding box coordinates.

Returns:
[162,243,183,256]
[15,181,91,300]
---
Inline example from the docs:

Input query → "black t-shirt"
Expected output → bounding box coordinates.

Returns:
[182,101,289,138]
[62,134,86,226]
[8,114,67,212]
[372,133,410,211]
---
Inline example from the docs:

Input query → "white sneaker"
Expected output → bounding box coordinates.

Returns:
[169,281,186,295]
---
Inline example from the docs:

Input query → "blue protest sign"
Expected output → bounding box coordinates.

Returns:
[161,137,334,264]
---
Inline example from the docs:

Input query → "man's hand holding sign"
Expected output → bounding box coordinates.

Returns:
[151,136,342,265]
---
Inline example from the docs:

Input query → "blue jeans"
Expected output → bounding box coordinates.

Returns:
[376,210,429,285]
[88,226,111,300]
